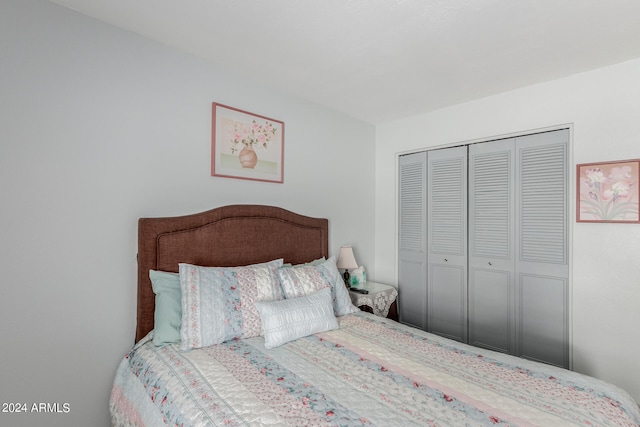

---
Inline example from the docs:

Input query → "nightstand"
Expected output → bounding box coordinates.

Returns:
[349,281,398,321]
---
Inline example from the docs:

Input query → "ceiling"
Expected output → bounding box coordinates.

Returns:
[50,0,640,124]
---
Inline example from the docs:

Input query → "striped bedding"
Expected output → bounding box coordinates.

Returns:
[110,312,640,426]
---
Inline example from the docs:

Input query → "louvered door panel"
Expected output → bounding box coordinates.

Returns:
[427,146,467,342]
[430,158,465,254]
[471,150,511,259]
[398,152,428,330]
[468,139,515,353]
[400,159,426,253]
[516,129,569,368]
[520,143,567,264]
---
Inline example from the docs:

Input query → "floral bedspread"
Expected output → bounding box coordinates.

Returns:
[110,313,640,426]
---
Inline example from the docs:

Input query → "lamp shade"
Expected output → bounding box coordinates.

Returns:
[337,245,358,270]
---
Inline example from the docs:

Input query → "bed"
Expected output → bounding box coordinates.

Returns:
[110,204,640,426]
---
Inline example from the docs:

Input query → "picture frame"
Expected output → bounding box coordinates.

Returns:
[576,159,640,223]
[211,103,284,183]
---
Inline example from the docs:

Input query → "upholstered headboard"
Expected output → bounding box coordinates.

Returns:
[136,204,329,342]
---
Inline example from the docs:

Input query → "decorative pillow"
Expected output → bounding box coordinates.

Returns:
[277,262,330,298]
[179,259,283,351]
[277,256,358,316]
[255,287,338,349]
[149,270,181,346]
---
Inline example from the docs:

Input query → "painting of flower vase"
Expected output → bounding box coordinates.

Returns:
[212,102,284,183]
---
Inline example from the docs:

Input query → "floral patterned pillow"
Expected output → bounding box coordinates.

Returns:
[179,259,283,351]
[277,256,358,317]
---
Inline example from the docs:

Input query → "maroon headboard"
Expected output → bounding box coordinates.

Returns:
[136,204,329,342]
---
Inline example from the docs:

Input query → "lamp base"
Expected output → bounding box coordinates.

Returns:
[343,270,351,289]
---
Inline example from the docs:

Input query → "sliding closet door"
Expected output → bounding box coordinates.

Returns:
[468,139,516,354]
[398,152,428,330]
[427,146,467,342]
[516,129,569,368]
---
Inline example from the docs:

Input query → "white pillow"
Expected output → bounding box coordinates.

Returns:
[254,287,338,349]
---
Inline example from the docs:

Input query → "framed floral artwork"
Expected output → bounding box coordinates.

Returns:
[577,159,640,223]
[211,103,284,183]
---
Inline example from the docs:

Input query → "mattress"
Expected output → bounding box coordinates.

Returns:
[110,312,640,426]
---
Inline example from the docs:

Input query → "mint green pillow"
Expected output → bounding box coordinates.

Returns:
[150,270,181,346]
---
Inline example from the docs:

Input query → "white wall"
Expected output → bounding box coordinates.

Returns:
[375,59,640,403]
[0,1,375,425]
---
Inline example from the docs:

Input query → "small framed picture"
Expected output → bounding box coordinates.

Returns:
[211,103,284,183]
[576,159,640,223]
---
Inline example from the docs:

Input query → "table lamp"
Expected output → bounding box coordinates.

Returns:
[337,245,358,288]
